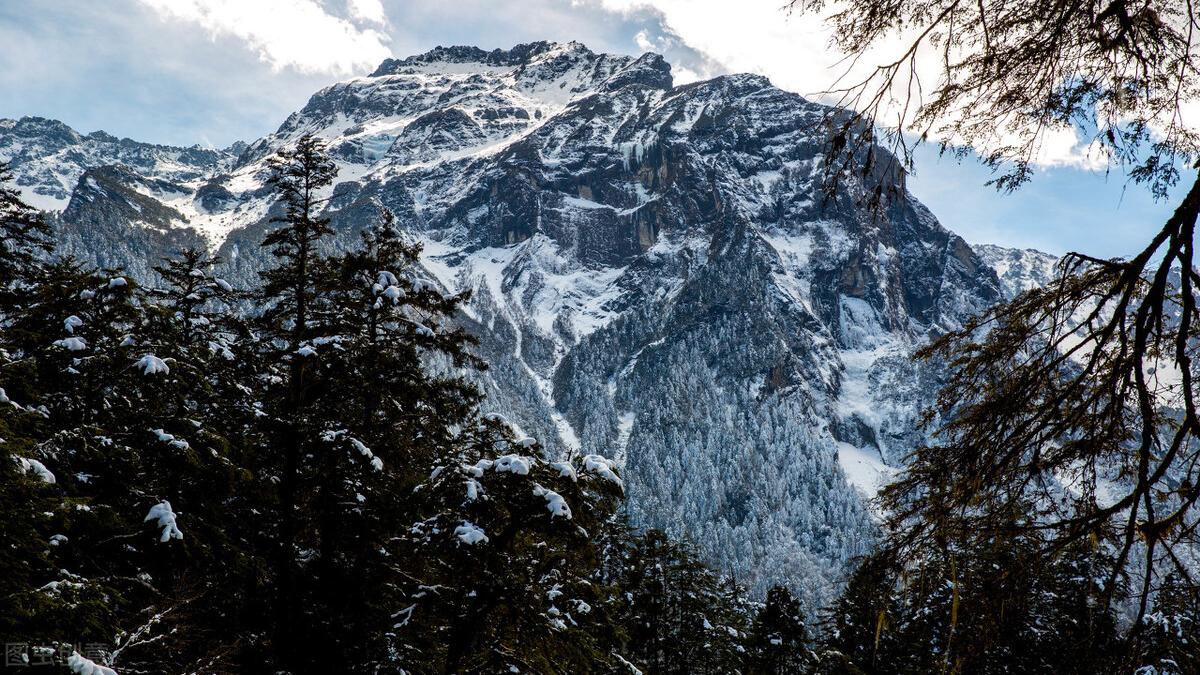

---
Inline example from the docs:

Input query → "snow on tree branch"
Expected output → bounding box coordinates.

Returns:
[144,500,183,542]
[135,354,169,375]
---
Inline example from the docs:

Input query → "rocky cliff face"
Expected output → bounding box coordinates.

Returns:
[1,41,1020,606]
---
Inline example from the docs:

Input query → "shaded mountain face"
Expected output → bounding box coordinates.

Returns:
[1,41,1016,605]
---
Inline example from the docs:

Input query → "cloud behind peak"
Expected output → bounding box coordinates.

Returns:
[136,0,391,75]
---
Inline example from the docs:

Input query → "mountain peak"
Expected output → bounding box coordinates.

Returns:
[370,41,593,77]
[972,243,1060,299]
[2,116,83,144]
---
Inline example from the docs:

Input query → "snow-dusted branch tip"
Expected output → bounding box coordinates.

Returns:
[454,521,488,545]
[67,652,117,675]
[135,354,169,375]
[144,500,183,542]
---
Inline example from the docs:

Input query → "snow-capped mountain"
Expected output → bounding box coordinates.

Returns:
[2,41,1019,606]
[973,243,1061,300]
[0,116,239,211]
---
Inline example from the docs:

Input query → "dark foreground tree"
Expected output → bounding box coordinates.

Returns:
[818,538,1121,674]
[289,205,485,672]
[0,167,91,649]
[253,133,339,670]
[791,0,1200,627]
[611,529,751,674]
[0,163,52,313]
[746,585,816,674]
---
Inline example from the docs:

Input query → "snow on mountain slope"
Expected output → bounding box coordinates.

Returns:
[973,243,1061,300]
[3,41,1014,607]
[0,116,237,211]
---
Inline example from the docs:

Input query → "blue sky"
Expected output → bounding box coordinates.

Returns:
[0,0,1188,258]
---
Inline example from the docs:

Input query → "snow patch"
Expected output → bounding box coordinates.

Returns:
[533,484,572,519]
[144,500,184,542]
[493,454,532,475]
[454,521,488,545]
[135,354,169,375]
[836,442,895,499]
[16,457,56,484]
[54,337,87,352]
[582,454,623,489]
[152,429,190,451]
[67,652,118,675]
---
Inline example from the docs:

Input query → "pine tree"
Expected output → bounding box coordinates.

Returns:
[0,168,124,662]
[0,162,52,314]
[818,552,902,673]
[253,133,339,670]
[0,262,159,665]
[1129,572,1200,675]
[396,428,628,673]
[105,249,262,672]
[746,585,816,674]
[617,529,750,674]
[291,206,486,671]
[819,537,1123,675]
[0,240,267,671]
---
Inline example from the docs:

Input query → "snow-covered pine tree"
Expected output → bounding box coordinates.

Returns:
[616,529,751,674]
[0,170,111,651]
[396,429,628,673]
[1125,571,1199,675]
[100,248,263,672]
[0,232,270,671]
[816,552,902,674]
[0,260,165,667]
[818,535,1124,674]
[252,133,339,671]
[283,205,486,671]
[0,162,52,314]
[745,585,816,674]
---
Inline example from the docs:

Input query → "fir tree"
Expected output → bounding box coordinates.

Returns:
[109,249,261,672]
[819,537,1123,675]
[0,166,69,643]
[818,552,902,674]
[0,162,52,314]
[396,429,628,673]
[254,133,338,670]
[617,529,751,674]
[1129,572,1200,675]
[0,174,119,654]
[746,585,816,674]
[292,206,485,671]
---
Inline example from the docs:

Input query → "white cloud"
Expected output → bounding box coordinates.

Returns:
[348,0,386,24]
[627,25,721,85]
[1031,128,1110,172]
[595,0,839,95]
[633,29,654,53]
[136,0,391,75]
